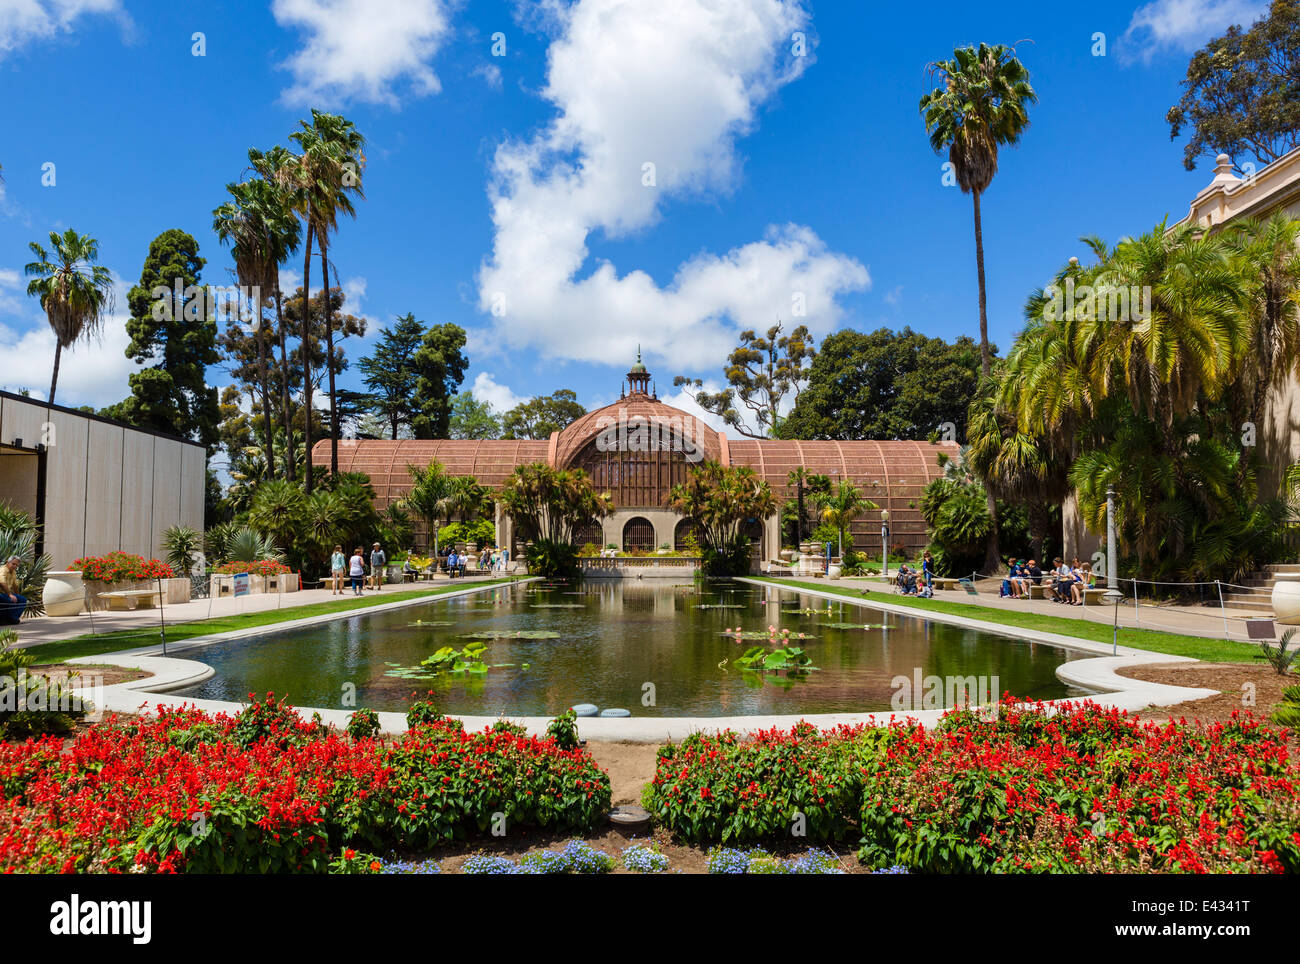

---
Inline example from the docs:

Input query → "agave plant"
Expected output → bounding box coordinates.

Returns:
[0,501,51,616]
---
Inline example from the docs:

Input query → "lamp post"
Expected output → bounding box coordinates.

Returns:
[1103,484,1124,655]
[880,509,891,580]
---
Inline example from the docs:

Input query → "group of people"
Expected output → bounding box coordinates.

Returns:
[1002,557,1095,605]
[331,543,387,596]
[894,551,936,598]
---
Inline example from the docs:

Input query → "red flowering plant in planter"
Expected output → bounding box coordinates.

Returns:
[69,552,174,583]
[214,560,291,577]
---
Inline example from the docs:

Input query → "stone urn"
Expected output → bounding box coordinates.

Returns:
[827,563,842,580]
[1271,572,1300,625]
[43,571,85,616]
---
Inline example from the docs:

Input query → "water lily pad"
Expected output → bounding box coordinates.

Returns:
[405,620,454,627]
[817,622,888,630]
[460,629,562,640]
[720,630,816,640]
[693,604,747,610]
[530,603,585,609]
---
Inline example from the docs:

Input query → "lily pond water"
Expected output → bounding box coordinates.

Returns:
[167,580,1080,717]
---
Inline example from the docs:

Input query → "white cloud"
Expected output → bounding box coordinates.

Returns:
[0,270,141,409]
[470,372,526,413]
[0,0,127,59]
[473,62,503,89]
[272,0,456,106]
[1121,0,1268,60]
[476,0,868,374]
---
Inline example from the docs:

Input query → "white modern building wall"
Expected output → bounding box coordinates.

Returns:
[0,391,206,568]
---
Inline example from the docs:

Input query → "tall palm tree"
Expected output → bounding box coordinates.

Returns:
[920,43,1036,377]
[287,111,366,483]
[213,178,300,481]
[24,229,115,405]
[248,146,304,482]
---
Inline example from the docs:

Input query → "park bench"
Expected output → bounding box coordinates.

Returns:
[97,588,163,611]
[930,576,960,591]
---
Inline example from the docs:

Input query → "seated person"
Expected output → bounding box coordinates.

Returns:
[1025,559,1043,594]
[0,555,28,625]
[402,551,419,578]
[1002,560,1021,598]
[895,564,917,595]
[1050,558,1070,602]
[1068,563,1086,605]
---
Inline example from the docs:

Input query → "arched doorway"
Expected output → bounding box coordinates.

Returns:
[622,516,655,552]
[573,522,604,550]
[673,518,699,552]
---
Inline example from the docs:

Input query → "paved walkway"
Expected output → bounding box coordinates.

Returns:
[9,573,511,650]
[759,574,1275,644]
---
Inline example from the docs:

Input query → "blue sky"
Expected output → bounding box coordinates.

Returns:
[0,0,1273,436]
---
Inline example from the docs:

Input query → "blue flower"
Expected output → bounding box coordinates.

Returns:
[621,844,670,874]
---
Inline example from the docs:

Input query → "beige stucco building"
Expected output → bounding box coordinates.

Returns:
[0,390,207,568]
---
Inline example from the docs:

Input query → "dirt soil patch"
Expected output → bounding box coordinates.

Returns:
[30,664,149,687]
[1118,661,1297,739]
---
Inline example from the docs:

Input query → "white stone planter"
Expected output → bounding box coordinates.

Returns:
[1272,573,1300,625]
[827,564,842,580]
[43,571,85,616]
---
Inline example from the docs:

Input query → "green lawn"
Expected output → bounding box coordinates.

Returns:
[23,577,526,664]
[751,577,1264,663]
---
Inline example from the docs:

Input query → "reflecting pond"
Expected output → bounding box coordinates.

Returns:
[166,580,1079,717]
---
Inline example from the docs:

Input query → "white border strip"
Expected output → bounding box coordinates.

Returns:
[66,576,1220,744]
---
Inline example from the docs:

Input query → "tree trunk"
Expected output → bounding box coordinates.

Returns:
[972,189,991,377]
[257,302,276,481]
[49,342,63,405]
[983,489,1001,577]
[275,282,294,482]
[320,233,339,475]
[301,221,315,495]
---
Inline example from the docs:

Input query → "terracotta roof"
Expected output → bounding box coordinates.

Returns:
[312,438,549,507]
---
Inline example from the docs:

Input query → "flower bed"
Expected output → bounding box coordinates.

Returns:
[69,552,174,583]
[646,703,1300,874]
[0,695,610,873]
[213,560,291,577]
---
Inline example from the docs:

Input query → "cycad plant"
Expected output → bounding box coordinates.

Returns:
[0,501,51,616]
[160,524,203,575]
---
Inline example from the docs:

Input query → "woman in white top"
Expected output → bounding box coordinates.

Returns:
[348,547,365,596]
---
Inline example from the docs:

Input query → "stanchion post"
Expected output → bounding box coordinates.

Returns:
[1216,579,1230,643]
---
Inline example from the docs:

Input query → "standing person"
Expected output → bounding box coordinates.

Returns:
[0,556,27,625]
[330,545,346,595]
[447,548,458,579]
[920,550,936,598]
[348,547,366,596]
[369,542,386,591]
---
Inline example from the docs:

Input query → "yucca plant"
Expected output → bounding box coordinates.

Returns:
[161,524,203,575]
[1257,628,1300,676]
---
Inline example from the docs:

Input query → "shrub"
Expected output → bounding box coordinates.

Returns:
[214,559,291,577]
[524,539,579,579]
[405,694,447,730]
[646,723,887,844]
[546,709,580,750]
[347,709,381,741]
[491,719,528,738]
[857,701,1300,874]
[0,698,611,873]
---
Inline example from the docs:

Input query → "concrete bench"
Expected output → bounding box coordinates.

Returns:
[931,576,960,591]
[97,588,163,611]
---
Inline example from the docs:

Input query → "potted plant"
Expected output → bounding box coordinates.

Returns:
[656,542,672,556]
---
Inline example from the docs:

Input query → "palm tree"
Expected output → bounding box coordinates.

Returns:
[213,178,301,480]
[920,43,1036,377]
[401,462,455,556]
[24,229,115,405]
[248,146,304,482]
[1226,213,1300,433]
[287,111,366,484]
[812,481,876,560]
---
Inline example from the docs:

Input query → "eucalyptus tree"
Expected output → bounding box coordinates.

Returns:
[24,229,115,405]
[920,43,1037,377]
